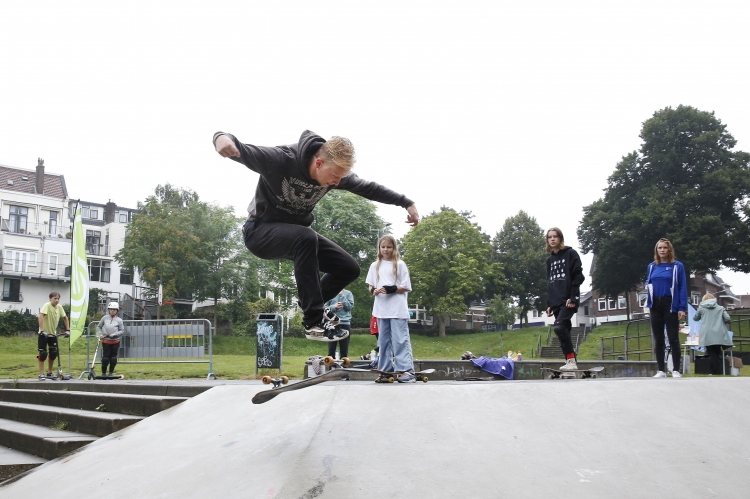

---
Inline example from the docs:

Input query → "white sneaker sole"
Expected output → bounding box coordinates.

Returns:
[305,330,350,342]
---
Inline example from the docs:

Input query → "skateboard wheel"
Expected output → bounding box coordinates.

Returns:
[342,357,351,367]
[592,374,597,379]
[261,376,272,384]
[387,377,394,383]
[375,377,382,383]
[548,374,554,379]
[323,356,335,366]
[281,376,289,384]
[421,376,428,383]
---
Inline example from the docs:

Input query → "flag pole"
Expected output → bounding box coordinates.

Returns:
[68,200,80,375]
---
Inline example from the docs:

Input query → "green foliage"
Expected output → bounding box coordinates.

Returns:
[115,184,246,304]
[485,297,520,328]
[311,190,387,325]
[88,288,108,317]
[493,211,547,325]
[402,207,496,337]
[578,105,750,296]
[0,310,39,336]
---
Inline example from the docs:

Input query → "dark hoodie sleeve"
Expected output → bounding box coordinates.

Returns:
[336,173,414,208]
[213,132,291,176]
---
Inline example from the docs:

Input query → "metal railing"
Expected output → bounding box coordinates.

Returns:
[728,315,750,351]
[0,254,72,280]
[600,319,653,360]
[1,219,72,238]
[80,318,216,380]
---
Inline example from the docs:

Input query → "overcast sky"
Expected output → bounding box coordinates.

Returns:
[2,1,749,293]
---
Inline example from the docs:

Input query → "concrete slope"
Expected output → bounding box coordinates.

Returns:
[2,378,749,499]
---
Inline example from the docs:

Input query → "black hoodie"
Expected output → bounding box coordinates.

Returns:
[546,247,585,308]
[213,130,414,226]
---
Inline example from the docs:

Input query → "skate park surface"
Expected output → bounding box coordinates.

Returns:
[2,377,749,499]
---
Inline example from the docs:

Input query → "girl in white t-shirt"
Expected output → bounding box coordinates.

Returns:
[366,235,416,382]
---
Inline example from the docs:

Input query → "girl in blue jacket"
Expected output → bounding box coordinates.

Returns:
[645,238,688,378]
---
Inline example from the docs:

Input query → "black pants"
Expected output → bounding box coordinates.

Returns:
[650,296,681,373]
[706,345,724,375]
[102,343,119,374]
[327,324,351,357]
[243,220,360,325]
[550,306,576,357]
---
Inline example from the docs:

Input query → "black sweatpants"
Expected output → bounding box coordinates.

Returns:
[550,305,576,357]
[101,343,119,374]
[243,220,360,326]
[650,296,681,373]
[706,345,724,375]
[327,324,351,358]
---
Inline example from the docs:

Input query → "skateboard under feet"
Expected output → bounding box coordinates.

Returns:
[372,368,435,383]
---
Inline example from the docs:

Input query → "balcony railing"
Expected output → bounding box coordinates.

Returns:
[86,244,111,256]
[1,219,72,238]
[0,254,72,280]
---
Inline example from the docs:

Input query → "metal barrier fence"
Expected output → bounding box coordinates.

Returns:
[80,318,216,380]
[600,319,654,361]
[728,315,750,351]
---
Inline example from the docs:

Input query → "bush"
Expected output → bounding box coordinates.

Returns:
[0,310,39,336]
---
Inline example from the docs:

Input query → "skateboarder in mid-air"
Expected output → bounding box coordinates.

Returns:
[545,227,585,371]
[214,131,419,342]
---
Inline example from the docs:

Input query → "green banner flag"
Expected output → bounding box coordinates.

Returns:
[69,204,89,345]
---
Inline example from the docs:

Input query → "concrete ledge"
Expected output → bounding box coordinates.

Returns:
[306,359,659,380]
[0,446,45,482]
[0,402,143,437]
[0,418,96,460]
[0,390,187,417]
[0,380,213,398]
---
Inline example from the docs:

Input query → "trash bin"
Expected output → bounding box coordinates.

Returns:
[256,314,283,374]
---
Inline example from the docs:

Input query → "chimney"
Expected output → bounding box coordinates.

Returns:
[105,201,117,224]
[35,158,45,195]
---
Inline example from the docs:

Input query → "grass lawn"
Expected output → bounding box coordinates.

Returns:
[2,327,747,380]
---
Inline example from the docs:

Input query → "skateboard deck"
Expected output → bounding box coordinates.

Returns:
[88,374,125,380]
[371,368,435,383]
[252,367,370,404]
[541,366,604,379]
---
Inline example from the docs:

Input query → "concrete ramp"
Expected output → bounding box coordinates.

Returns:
[3,378,749,498]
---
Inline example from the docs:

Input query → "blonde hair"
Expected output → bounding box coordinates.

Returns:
[319,136,356,171]
[375,235,399,286]
[545,227,567,253]
[702,293,715,301]
[654,238,675,264]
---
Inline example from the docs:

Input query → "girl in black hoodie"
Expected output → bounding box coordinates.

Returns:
[545,227,585,371]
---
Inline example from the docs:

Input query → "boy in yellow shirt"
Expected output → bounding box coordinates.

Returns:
[37,291,70,380]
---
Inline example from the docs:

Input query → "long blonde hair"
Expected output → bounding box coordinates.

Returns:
[375,235,399,285]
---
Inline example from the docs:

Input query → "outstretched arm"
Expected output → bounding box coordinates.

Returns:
[214,134,240,158]
[406,204,419,226]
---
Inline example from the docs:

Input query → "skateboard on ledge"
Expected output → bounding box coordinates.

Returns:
[541,366,604,379]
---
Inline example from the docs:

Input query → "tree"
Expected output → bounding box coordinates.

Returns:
[492,211,547,327]
[311,190,387,326]
[116,185,245,319]
[401,207,496,337]
[578,105,750,297]
[485,296,519,329]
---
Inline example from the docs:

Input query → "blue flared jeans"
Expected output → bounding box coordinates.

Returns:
[377,318,414,374]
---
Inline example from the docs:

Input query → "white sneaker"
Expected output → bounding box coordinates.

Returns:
[671,371,682,378]
[653,371,667,378]
[559,358,578,371]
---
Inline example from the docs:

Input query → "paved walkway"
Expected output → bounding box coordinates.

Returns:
[2,377,748,498]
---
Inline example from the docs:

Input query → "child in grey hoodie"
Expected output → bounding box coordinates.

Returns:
[693,293,732,375]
